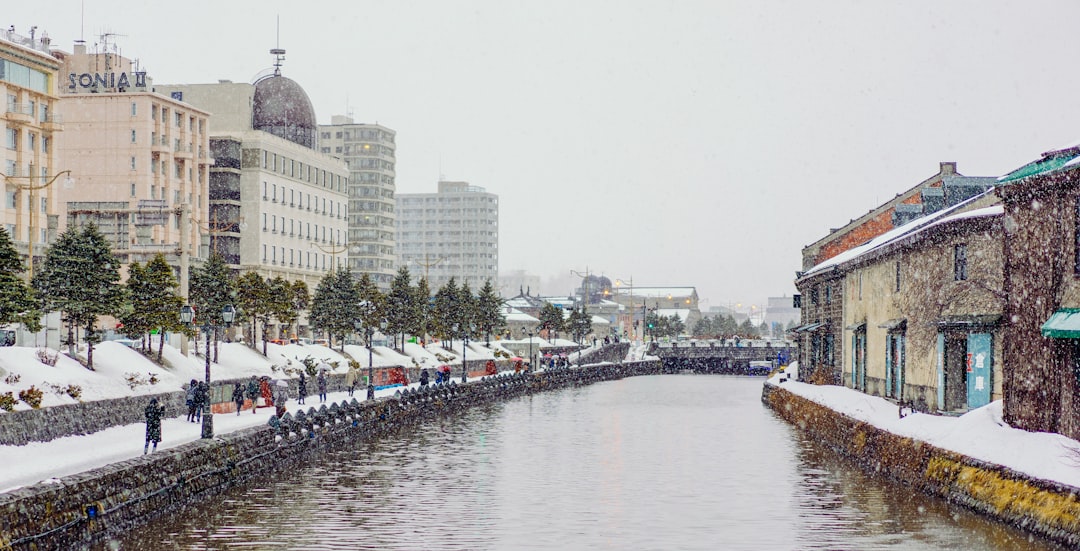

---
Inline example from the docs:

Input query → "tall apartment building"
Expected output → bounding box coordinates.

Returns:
[0,29,64,276]
[54,40,210,282]
[154,64,349,296]
[318,116,396,288]
[396,180,498,291]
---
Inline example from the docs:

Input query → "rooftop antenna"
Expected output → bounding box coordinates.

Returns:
[270,15,285,76]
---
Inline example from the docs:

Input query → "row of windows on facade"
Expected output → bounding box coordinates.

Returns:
[351,171,395,185]
[149,157,204,184]
[5,94,51,123]
[4,160,49,179]
[321,129,395,143]
[808,244,973,307]
[261,215,342,243]
[261,246,338,271]
[149,103,205,135]
[349,228,393,241]
[349,184,395,199]
[5,126,49,156]
[261,150,345,193]
[1,59,50,94]
[262,181,344,218]
[145,130,204,156]
[322,144,394,158]
[3,192,46,212]
[399,207,499,216]
[401,196,498,204]
[342,157,394,172]
[2,224,46,243]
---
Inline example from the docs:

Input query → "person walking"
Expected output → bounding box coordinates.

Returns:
[419,368,430,387]
[193,381,209,423]
[346,364,359,397]
[317,370,328,403]
[232,382,245,416]
[245,376,260,414]
[185,379,198,422]
[297,372,307,405]
[144,397,165,454]
[260,377,273,409]
[273,379,289,417]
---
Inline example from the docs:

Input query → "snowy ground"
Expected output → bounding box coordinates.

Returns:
[0,337,519,412]
[767,363,1080,489]
[0,339,653,494]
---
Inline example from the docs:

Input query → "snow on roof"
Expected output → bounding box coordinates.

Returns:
[656,309,690,321]
[590,315,610,325]
[802,190,998,279]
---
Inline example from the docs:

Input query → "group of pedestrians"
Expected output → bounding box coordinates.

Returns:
[184,379,208,423]
[143,361,338,454]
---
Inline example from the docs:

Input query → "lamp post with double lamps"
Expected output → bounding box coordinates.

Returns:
[180,304,236,438]
[1,165,73,279]
[455,322,474,383]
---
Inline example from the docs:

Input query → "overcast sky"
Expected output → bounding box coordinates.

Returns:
[9,1,1080,311]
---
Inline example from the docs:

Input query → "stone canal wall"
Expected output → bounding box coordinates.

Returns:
[761,382,1080,549]
[0,361,661,550]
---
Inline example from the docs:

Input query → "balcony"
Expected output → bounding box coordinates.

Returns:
[41,113,63,132]
[4,103,33,125]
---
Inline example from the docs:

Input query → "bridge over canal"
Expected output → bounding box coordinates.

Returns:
[650,340,796,375]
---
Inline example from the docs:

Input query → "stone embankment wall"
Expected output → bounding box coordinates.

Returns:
[0,361,661,550]
[761,383,1080,549]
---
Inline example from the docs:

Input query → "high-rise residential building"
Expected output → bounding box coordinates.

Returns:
[318,116,396,288]
[154,65,349,300]
[0,29,64,277]
[53,39,210,286]
[396,180,498,291]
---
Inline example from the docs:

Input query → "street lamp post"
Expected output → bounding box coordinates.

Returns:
[180,303,235,439]
[521,327,534,371]
[613,277,633,341]
[1,165,73,279]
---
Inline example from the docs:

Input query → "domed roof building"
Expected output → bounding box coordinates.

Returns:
[252,72,317,149]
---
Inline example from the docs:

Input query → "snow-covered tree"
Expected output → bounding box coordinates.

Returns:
[475,279,505,345]
[0,227,40,334]
[385,266,417,350]
[309,269,356,351]
[413,277,434,346]
[188,253,236,361]
[432,277,460,346]
[355,272,385,346]
[120,254,184,361]
[537,303,565,340]
[234,270,269,349]
[568,307,592,343]
[33,223,123,369]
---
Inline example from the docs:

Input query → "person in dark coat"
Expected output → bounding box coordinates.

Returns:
[185,379,198,422]
[144,397,165,454]
[419,368,430,387]
[232,382,245,416]
[297,372,307,405]
[245,376,259,414]
[193,381,209,422]
[316,371,328,402]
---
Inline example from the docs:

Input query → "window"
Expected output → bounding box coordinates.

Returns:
[41,136,48,153]
[858,271,863,300]
[5,191,15,208]
[130,183,136,197]
[6,128,16,150]
[131,102,137,116]
[131,129,137,143]
[27,132,34,152]
[824,284,831,304]
[131,156,137,170]
[954,244,968,281]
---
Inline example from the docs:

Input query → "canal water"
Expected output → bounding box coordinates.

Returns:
[103,375,1066,550]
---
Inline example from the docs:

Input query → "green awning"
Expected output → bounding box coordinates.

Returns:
[999,152,1080,184]
[1041,309,1080,338]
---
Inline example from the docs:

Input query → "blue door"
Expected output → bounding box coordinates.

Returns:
[966,333,992,409]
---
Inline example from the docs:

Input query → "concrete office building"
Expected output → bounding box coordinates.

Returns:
[153,54,349,300]
[318,116,396,289]
[53,39,210,280]
[396,180,498,290]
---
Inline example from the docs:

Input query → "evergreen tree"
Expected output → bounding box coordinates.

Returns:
[668,314,686,337]
[234,270,269,348]
[568,307,592,343]
[355,272,385,346]
[188,253,236,361]
[290,280,310,341]
[268,276,294,342]
[432,277,460,347]
[120,254,183,361]
[413,277,434,346]
[456,281,477,340]
[0,227,39,334]
[537,303,565,341]
[309,269,357,352]
[738,318,758,337]
[475,279,505,345]
[33,223,123,369]
[691,317,712,338]
[385,266,416,350]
